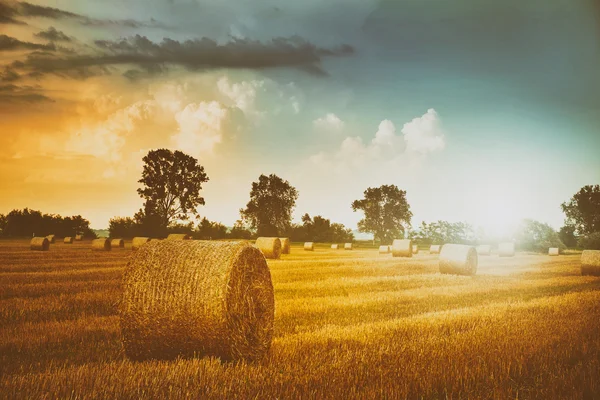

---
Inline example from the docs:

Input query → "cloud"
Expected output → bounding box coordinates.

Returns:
[0,67,20,82]
[0,34,56,51]
[172,101,229,158]
[0,83,53,103]
[313,113,344,132]
[401,108,445,155]
[34,27,71,42]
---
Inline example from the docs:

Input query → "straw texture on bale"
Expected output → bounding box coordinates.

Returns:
[279,238,290,254]
[92,238,111,251]
[379,245,390,254]
[64,237,73,244]
[412,245,419,254]
[477,245,491,256]
[132,237,151,251]
[120,240,275,362]
[331,244,339,250]
[304,242,315,251]
[111,239,125,248]
[46,235,56,244]
[344,243,353,250]
[581,250,600,276]
[430,245,442,254]
[498,242,515,257]
[255,237,281,260]
[439,244,478,276]
[392,239,413,258]
[75,234,83,241]
[30,237,50,251]
[166,234,190,241]
[548,247,559,256]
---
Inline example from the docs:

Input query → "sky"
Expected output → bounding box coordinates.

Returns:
[1,0,599,237]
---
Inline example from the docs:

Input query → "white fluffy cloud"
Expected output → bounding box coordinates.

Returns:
[172,101,229,158]
[313,113,344,132]
[402,108,445,155]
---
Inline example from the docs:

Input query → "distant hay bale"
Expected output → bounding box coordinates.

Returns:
[64,237,73,244]
[581,250,600,276]
[279,238,290,254]
[92,238,111,252]
[120,240,275,362]
[111,239,125,248]
[392,239,413,258]
[439,244,478,276]
[379,245,390,254]
[498,242,515,257]
[46,235,56,244]
[304,242,315,251]
[30,237,50,251]
[477,245,491,256]
[166,234,190,241]
[75,234,83,241]
[548,247,559,256]
[412,244,419,254]
[132,237,151,251]
[430,245,442,254]
[255,237,281,260]
[331,244,339,250]
[344,243,353,250]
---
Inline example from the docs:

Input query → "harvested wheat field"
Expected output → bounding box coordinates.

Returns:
[0,239,599,399]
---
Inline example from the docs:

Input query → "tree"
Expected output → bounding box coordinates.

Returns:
[561,185,600,235]
[515,219,565,253]
[578,232,600,250]
[137,149,209,231]
[196,217,227,240]
[351,184,412,243]
[108,217,139,239]
[229,219,253,240]
[558,225,577,248]
[241,174,299,236]
[413,220,475,245]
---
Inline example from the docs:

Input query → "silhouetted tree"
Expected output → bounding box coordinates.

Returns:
[229,219,253,240]
[1,208,94,238]
[561,185,600,235]
[196,217,228,240]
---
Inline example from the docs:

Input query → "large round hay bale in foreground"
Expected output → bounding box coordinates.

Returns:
[31,237,50,251]
[64,237,73,244]
[331,244,339,250]
[279,238,290,254]
[344,243,353,250]
[111,239,125,248]
[498,242,515,257]
[255,237,281,259]
[120,240,275,361]
[412,245,419,254]
[392,239,413,258]
[75,234,83,241]
[132,237,151,251]
[477,245,491,256]
[379,245,390,254]
[548,247,559,256]
[581,250,600,276]
[46,235,56,244]
[166,234,190,241]
[304,242,314,251]
[92,238,111,251]
[439,244,478,276]
[430,245,442,254]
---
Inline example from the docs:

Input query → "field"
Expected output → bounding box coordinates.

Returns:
[1,239,599,399]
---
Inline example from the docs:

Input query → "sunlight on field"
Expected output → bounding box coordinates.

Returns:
[0,240,599,399]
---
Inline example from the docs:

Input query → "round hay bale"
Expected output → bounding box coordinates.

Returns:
[75,234,83,241]
[344,243,353,250]
[111,239,125,248]
[379,245,390,254]
[430,245,442,254]
[46,235,56,244]
[279,238,290,254]
[477,245,491,256]
[412,244,419,254]
[581,250,600,276]
[331,244,339,250]
[498,242,515,257]
[392,239,413,258]
[64,237,74,244]
[255,237,281,260]
[166,234,190,241]
[304,242,314,251]
[30,237,50,251]
[439,244,478,276]
[132,237,151,251]
[548,247,559,256]
[92,238,111,251]
[120,240,275,361]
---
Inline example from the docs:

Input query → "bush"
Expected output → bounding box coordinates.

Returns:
[578,232,600,250]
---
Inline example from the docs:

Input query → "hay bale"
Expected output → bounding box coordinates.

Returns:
[30,237,50,251]
[439,244,478,276]
[498,242,515,257]
[412,244,419,254]
[64,237,73,244]
[344,243,353,250]
[477,245,491,256]
[46,235,56,244]
[75,234,83,241]
[581,250,600,276]
[392,239,413,258]
[92,238,111,251]
[166,234,190,241]
[331,244,339,250]
[255,237,281,260]
[304,242,315,251]
[430,245,442,254]
[132,237,151,251]
[111,239,125,248]
[548,247,559,256]
[279,238,290,254]
[120,240,275,361]
[379,245,390,254]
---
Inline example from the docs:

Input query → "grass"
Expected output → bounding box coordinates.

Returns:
[0,239,599,399]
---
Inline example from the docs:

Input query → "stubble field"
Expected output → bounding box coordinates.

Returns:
[0,239,599,399]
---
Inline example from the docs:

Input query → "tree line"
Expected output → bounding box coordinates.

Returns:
[0,208,95,238]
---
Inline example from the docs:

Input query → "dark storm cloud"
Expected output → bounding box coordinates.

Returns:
[0,83,53,103]
[34,27,72,42]
[0,34,56,51]
[0,67,20,82]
